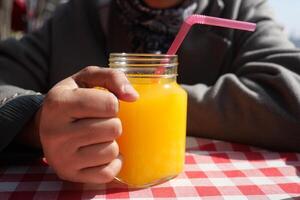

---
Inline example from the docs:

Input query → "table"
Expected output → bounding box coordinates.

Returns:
[0,137,299,200]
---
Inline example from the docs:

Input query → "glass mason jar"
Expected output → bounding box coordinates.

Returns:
[109,53,187,188]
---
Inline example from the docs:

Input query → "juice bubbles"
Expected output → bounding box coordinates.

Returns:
[109,53,187,187]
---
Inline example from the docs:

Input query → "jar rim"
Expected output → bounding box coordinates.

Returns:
[110,53,177,58]
[109,53,178,79]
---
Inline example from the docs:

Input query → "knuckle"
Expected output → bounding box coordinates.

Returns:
[105,94,118,114]
[109,69,124,80]
[81,66,99,74]
[75,97,88,111]
[108,141,119,159]
[70,89,92,111]
[110,118,122,138]
[99,167,115,183]
[55,168,75,182]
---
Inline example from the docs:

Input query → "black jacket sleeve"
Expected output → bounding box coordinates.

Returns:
[0,17,50,151]
[183,0,300,152]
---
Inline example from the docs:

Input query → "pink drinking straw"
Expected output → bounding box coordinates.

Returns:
[154,15,256,75]
[167,14,256,55]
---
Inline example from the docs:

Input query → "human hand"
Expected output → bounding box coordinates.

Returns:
[38,66,138,183]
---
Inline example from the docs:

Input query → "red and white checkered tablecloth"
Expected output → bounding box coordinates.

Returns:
[0,136,299,200]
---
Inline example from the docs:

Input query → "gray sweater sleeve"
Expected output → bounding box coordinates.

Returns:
[0,20,50,151]
[183,0,300,152]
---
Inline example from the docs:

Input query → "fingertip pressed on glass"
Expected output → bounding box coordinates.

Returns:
[109,53,187,188]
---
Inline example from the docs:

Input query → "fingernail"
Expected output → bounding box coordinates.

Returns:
[123,84,139,97]
[113,96,119,113]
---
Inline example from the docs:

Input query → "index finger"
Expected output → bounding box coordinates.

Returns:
[72,66,139,102]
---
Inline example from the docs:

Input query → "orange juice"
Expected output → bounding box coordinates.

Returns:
[109,53,187,187]
[116,78,187,187]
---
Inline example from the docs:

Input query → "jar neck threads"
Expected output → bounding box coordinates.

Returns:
[109,53,178,79]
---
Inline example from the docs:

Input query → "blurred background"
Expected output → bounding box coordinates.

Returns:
[0,0,299,47]
[0,0,67,39]
[269,0,300,47]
